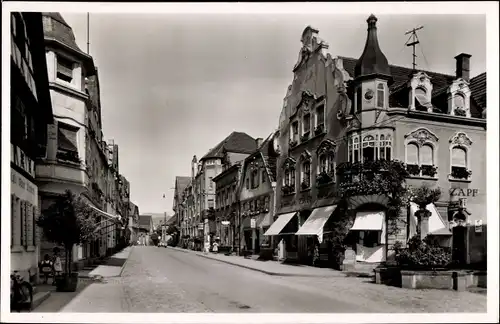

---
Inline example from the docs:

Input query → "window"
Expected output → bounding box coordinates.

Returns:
[301,161,311,189]
[454,94,465,110]
[261,170,266,183]
[264,196,270,210]
[316,105,325,127]
[57,123,79,162]
[356,88,362,113]
[451,146,469,180]
[406,143,419,165]
[251,169,259,189]
[303,114,311,134]
[57,55,73,83]
[246,178,249,189]
[379,134,392,161]
[209,177,213,189]
[415,87,430,110]
[376,83,385,108]
[319,155,327,173]
[362,135,376,162]
[208,199,214,209]
[290,121,299,142]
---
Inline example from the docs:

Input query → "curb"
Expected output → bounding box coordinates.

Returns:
[195,252,346,278]
[118,247,133,277]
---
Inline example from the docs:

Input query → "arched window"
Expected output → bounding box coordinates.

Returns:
[362,135,376,162]
[376,83,385,108]
[451,147,467,167]
[420,144,434,166]
[353,137,360,162]
[406,143,419,165]
[379,134,392,160]
[453,93,467,116]
[319,154,327,173]
[415,87,429,110]
[301,161,311,189]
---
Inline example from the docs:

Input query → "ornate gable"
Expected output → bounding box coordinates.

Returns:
[408,71,433,111]
[404,127,439,146]
[448,78,471,117]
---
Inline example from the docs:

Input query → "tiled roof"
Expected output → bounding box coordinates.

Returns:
[175,176,191,195]
[259,132,278,182]
[469,72,487,110]
[42,12,85,55]
[201,131,257,160]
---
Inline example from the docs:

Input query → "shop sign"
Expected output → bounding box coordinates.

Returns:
[449,188,479,197]
[221,220,230,226]
[11,144,35,178]
[250,218,256,229]
[11,168,37,201]
[475,220,483,233]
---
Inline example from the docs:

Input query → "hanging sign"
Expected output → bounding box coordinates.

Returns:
[250,218,256,229]
[221,221,230,226]
[475,220,483,233]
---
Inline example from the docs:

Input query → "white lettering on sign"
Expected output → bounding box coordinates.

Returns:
[250,218,256,229]
[11,144,35,178]
[48,124,57,140]
[11,168,38,205]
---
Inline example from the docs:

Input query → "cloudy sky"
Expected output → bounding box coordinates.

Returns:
[60,12,485,215]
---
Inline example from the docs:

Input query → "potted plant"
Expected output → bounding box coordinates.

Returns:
[36,190,98,292]
[316,171,333,186]
[421,165,438,177]
[451,166,472,180]
[406,164,421,176]
[410,185,441,235]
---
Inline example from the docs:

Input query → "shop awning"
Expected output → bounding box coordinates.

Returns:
[263,212,297,236]
[351,211,384,231]
[409,202,452,237]
[295,205,337,243]
[89,205,120,221]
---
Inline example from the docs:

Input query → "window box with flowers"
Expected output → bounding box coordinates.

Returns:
[301,180,310,191]
[406,164,421,176]
[316,171,334,187]
[314,124,325,136]
[300,132,310,142]
[421,165,438,177]
[282,184,295,196]
[450,166,472,180]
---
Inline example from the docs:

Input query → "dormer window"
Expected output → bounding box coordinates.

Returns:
[409,72,433,112]
[453,93,467,116]
[448,79,471,117]
[376,83,385,108]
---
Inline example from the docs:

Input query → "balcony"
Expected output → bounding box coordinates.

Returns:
[336,160,408,197]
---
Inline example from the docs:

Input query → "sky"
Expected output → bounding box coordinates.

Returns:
[60,13,486,215]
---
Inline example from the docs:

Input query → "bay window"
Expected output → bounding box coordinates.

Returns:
[348,132,392,163]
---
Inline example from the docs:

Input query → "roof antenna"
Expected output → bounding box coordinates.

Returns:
[405,25,424,71]
[86,12,90,54]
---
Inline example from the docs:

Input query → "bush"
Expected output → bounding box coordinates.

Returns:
[410,185,441,208]
[394,236,451,270]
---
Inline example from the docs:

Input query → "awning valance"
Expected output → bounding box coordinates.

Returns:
[351,211,384,231]
[263,212,297,236]
[295,205,337,243]
[409,202,452,237]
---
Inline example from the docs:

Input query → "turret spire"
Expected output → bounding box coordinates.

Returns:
[354,14,392,81]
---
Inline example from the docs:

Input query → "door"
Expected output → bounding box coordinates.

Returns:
[452,226,467,265]
[254,229,260,254]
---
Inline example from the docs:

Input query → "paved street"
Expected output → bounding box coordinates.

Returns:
[34,246,487,313]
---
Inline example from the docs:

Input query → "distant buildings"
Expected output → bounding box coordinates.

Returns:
[138,215,154,245]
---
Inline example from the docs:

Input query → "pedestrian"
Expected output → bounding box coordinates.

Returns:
[52,247,63,285]
[212,241,219,253]
[39,254,53,284]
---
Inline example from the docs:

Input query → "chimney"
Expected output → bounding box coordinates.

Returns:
[455,53,471,82]
[191,155,197,179]
[256,138,264,148]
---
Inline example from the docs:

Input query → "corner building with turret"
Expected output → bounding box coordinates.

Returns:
[265,15,486,270]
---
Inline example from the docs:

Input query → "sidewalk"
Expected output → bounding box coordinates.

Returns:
[79,246,133,278]
[32,246,133,312]
[169,246,346,278]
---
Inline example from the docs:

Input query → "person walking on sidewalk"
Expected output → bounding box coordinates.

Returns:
[52,247,63,285]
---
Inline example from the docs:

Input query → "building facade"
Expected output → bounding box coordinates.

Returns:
[268,16,486,268]
[238,134,279,256]
[10,12,54,281]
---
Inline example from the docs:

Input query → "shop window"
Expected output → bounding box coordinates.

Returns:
[358,230,380,248]
[56,55,74,83]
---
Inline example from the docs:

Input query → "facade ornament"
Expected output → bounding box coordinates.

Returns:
[299,150,312,162]
[316,139,336,156]
[449,132,472,146]
[404,127,439,146]
[282,157,296,169]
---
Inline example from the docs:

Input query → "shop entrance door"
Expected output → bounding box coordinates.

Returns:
[254,229,260,254]
[452,226,467,265]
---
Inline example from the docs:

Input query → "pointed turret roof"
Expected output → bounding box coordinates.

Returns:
[354,14,392,81]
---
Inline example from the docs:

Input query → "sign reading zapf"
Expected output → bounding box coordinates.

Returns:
[449,188,479,197]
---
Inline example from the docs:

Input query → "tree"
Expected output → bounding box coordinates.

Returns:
[37,190,99,275]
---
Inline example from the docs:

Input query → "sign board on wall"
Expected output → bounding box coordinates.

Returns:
[11,144,35,178]
[11,168,37,203]
[250,218,256,229]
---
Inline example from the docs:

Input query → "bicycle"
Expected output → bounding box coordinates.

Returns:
[10,271,33,312]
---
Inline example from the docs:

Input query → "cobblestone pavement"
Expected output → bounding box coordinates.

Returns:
[37,246,487,313]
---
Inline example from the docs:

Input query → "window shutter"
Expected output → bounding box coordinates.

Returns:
[58,125,78,152]
[21,200,26,247]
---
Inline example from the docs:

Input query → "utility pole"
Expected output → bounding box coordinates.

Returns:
[86,13,90,54]
[405,26,424,71]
